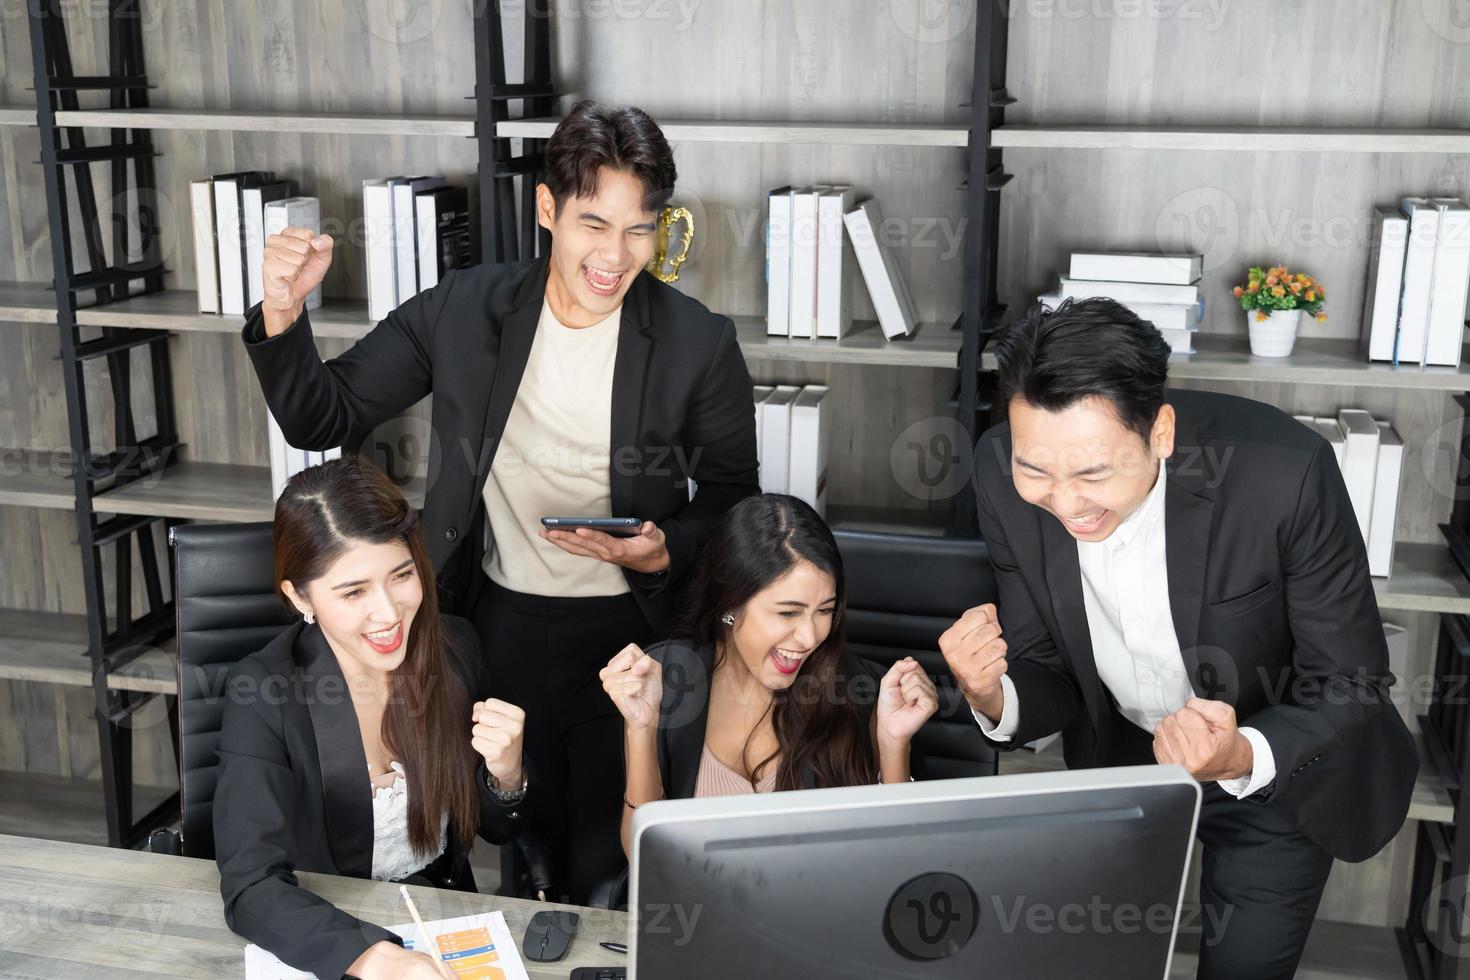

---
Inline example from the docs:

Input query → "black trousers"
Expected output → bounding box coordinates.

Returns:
[471,578,654,905]
[1110,712,1334,979]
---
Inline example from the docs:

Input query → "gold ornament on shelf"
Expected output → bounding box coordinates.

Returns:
[645,205,694,283]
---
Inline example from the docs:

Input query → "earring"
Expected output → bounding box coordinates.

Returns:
[303,611,315,625]
[720,612,735,627]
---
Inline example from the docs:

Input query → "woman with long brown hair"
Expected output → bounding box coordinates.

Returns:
[601,493,939,853]
[214,457,531,980]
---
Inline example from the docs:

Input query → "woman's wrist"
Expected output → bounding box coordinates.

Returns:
[877,733,912,783]
[346,940,399,979]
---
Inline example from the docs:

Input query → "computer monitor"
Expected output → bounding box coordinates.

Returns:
[627,765,1200,979]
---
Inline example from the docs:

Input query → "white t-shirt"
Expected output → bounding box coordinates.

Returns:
[481,300,629,597]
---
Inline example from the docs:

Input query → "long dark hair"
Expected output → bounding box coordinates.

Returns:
[675,493,876,790]
[273,456,477,854]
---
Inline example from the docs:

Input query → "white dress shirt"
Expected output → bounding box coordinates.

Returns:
[974,463,1276,799]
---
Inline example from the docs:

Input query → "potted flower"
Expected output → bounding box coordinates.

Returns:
[1232,265,1326,357]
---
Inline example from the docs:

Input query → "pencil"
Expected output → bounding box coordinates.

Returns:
[399,884,448,967]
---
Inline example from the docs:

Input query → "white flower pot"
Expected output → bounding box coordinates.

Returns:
[1247,308,1301,357]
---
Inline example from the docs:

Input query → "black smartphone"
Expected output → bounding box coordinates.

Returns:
[540,517,642,538]
[569,970,626,980]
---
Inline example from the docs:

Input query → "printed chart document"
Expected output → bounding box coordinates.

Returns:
[244,910,530,980]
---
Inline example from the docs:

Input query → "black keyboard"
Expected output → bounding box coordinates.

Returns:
[569,969,626,980]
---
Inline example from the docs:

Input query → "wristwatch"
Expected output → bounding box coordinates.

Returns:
[485,769,528,803]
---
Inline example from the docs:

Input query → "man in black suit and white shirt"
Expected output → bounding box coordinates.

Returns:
[241,101,758,903]
[939,298,1416,979]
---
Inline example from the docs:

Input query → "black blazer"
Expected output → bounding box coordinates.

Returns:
[241,257,760,634]
[213,615,528,980]
[644,640,887,799]
[973,388,1417,863]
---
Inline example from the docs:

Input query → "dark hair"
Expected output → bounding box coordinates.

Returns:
[994,297,1173,445]
[674,494,876,791]
[273,456,477,855]
[543,100,676,214]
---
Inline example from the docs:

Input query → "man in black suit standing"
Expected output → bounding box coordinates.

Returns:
[241,101,758,903]
[939,298,1416,978]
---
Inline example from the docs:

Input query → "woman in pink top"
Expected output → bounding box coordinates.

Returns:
[601,494,939,854]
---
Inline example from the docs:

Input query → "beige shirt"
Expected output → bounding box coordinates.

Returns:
[481,300,629,597]
[694,743,778,797]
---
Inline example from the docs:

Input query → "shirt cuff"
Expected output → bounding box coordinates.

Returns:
[970,674,1019,742]
[1217,726,1275,799]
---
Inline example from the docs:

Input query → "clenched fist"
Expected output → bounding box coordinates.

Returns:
[938,603,1008,721]
[470,699,525,789]
[876,657,940,745]
[261,226,335,337]
[601,643,662,732]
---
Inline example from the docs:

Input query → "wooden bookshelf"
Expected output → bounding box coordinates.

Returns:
[0,107,32,127]
[0,609,175,695]
[496,116,971,147]
[991,124,1470,154]
[0,283,57,324]
[50,108,476,137]
[0,449,79,510]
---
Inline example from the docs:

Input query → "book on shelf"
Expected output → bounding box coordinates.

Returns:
[363,178,397,322]
[415,185,473,292]
[1425,198,1470,368]
[1068,252,1203,286]
[817,186,856,340]
[189,179,219,314]
[390,175,448,303]
[1336,409,1380,545]
[1058,278,1199,306]
[1397,196,1442,365]
[788,385,830,517]
[752,385,774,470]
[1363,207,1409,363]
[1367,421,1403,578]
[766,186,794,337]
[243,179,294,311]
[1037,289,1202,333]
[788,187,821,340]
[844,197,917,340]
[758,385,801,494]
[1312,417,1346,468]
[212,171,275,316]
[1158,327,1194,354]
[263,197,323,312]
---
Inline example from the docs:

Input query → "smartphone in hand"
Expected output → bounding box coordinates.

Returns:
[540,517,642,538]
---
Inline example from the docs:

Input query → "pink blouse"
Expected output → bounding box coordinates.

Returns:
[694,743,778,797]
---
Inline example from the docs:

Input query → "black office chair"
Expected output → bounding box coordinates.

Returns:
[834,527,1000,779]
[149,523,295,859]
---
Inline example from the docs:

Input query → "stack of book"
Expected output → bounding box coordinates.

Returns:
[1036,252,1204,354]
[1362,196,1470,367]
[191,172,309,316]
[1291,411,1404,578]
[268,418,341,500]
[766,187,917,343]
[364,176,474,322]
[751,384,830,517]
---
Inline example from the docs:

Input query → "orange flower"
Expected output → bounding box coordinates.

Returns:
[1247,283,1260,294]
[1271,285,1285,297]
[1233,286,1244,297]
[1266,275,1280,286]
[1315,312,1327,322]
[1306,290,1316,301]
[1255,310,1270,322]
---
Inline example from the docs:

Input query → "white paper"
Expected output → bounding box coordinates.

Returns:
[244,910,530,980]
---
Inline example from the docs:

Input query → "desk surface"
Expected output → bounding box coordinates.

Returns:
[0,834,630,979]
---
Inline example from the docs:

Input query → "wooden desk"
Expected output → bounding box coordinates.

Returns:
[0,834,629,978]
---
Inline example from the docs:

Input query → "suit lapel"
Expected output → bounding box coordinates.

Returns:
[662,642,714,801]
[1164,416,1215,694]
[609,273,654,518]
[474,256,549,496]
[1039,515,1107,730]
[296,623,375,879]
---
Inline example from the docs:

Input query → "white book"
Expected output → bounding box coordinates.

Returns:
[212,176,247,316]
[267,411,293,500]
[1313,418,1347,468]
[1159,327,1194,354]
[363,179,398,322]
[263,197,322,311]
[788,187,822,339]
[1038,290,1202,331]
[415,185,470,291]
[189,180,219,314]
[1364,208,1410,363]
[243,180,292,310]
[844,198,917,340]
[1068,252,1203,286]
[758,386,801,494]
[752,385,774,472]
[788,386,830,517]
[1398,197,1443,365]
[1425,198,1470,367]
[766,186,794,337]
[391,176,447,303]
[1293,414,1314,425]
[1337,409,1380,543]
[1058,278,1200,306]
[817,186,856,339]
[1367,421,1403,578]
